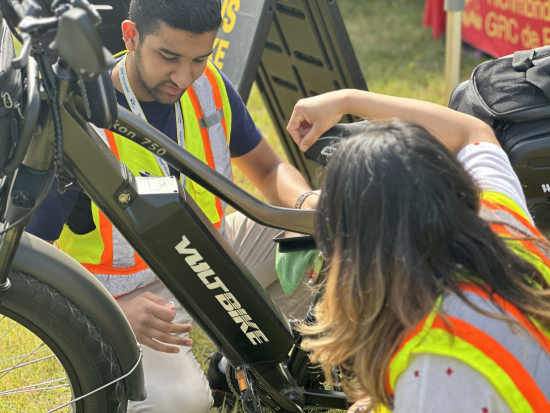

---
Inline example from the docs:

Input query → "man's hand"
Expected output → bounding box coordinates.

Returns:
[286,91,350,152]
[116,292,193,353]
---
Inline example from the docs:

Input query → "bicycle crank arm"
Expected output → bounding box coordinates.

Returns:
[233,365,303,413]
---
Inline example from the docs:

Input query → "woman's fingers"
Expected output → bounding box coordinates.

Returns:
[298,122,326,152]
[287,92,348,151]
[287,112,311,147]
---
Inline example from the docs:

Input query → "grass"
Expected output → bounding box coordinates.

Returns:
[0,319,71,412]
[336,0,488,104]
[6,0,492,411]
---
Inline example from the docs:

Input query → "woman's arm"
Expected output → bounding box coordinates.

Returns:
[286,89,498,155]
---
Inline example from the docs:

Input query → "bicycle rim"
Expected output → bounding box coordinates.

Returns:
[0,270,127,413]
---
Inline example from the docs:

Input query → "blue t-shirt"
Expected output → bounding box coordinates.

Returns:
[26,65,262,240]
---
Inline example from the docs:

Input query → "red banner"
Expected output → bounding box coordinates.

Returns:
[462,0,550,57]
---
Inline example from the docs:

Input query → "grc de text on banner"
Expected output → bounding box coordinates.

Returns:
[462,0,550,57]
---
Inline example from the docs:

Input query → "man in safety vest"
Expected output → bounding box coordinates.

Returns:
[27,0,318,411]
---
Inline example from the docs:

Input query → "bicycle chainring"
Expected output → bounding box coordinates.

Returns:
[226,365,339,412]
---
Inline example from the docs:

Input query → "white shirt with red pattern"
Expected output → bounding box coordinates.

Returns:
[393,142,530,413]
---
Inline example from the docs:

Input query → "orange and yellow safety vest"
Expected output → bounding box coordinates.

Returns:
[58,57,233,296]
[381,191,550,413]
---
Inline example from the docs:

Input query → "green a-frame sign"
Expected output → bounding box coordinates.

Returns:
[212,0,367,188]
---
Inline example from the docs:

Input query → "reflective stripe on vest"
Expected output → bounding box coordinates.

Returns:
[386,284,550,412]
[58,60,232,296]
[479,191,550,285]
[383,193,550,413]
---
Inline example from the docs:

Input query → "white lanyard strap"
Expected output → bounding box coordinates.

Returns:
[119,54,185,180]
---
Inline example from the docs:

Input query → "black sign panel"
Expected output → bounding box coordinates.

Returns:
[256,0,367,188]
[212,0,277,102]
[215,0,367,188]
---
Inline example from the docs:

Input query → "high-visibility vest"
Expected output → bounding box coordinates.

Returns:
[58,59,233,297]
[381,192,550,413]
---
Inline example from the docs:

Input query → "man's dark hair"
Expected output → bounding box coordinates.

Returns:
[129,0,222,38]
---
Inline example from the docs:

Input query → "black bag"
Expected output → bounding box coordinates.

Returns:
[449,46,550,201]
[0,19,22,170]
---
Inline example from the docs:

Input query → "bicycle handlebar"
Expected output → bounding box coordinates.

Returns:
[116,107,316,235]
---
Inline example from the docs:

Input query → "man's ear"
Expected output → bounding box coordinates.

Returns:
[122,20,139,52]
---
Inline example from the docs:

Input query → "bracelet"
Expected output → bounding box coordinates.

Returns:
[294,191,318,209]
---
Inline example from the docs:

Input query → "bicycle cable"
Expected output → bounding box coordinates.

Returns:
[45,347,144,413]
[32,42,71,195]
[0,43,73,236]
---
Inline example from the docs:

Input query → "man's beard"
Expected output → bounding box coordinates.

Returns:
[133,47,186,104]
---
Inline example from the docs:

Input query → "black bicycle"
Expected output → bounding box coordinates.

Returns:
[0,0,359,411]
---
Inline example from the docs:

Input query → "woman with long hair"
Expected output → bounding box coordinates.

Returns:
[287,90,550,413]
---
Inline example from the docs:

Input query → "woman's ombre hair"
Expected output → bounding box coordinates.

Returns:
[300,120,550,409]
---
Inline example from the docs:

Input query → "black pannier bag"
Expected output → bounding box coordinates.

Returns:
[0,18,22,170]
[449,46,550,229]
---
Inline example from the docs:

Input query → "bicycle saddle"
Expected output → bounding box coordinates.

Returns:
[304,120,371,168]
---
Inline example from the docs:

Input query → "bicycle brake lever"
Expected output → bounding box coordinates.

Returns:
[11,34,31,70]
[12,15,59,70]
[8,0,42,20]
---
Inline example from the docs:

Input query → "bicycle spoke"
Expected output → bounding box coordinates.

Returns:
[0,343,45,380]
[0,383,70,396]
[0,323,18,341]
[0,377,69,396]
[0,348,50,365]
[0,355,57,374]
[0,324,70,412]
[0,405,29,413]
[0,270,129,412]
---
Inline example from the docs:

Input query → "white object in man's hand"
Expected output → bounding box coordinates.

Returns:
[116,292,193,353]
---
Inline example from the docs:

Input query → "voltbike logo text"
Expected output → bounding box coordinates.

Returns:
[175,235,269,345]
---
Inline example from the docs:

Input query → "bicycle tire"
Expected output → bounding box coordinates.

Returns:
[0,269,127,412]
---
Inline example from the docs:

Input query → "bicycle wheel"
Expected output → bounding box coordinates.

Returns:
[0,269,127,412]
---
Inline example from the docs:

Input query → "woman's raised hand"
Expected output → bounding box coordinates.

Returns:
[286,90,350,152]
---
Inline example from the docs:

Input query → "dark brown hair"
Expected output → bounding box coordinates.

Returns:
[129,0,222,38]
[301,120,550,409]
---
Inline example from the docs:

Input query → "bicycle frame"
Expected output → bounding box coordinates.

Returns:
[11,69,348,411]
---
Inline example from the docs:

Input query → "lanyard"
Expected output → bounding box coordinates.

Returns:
[119,54,185,179]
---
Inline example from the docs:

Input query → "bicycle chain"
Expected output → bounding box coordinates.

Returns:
[226,364,239,402]
[225,365,335,412]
